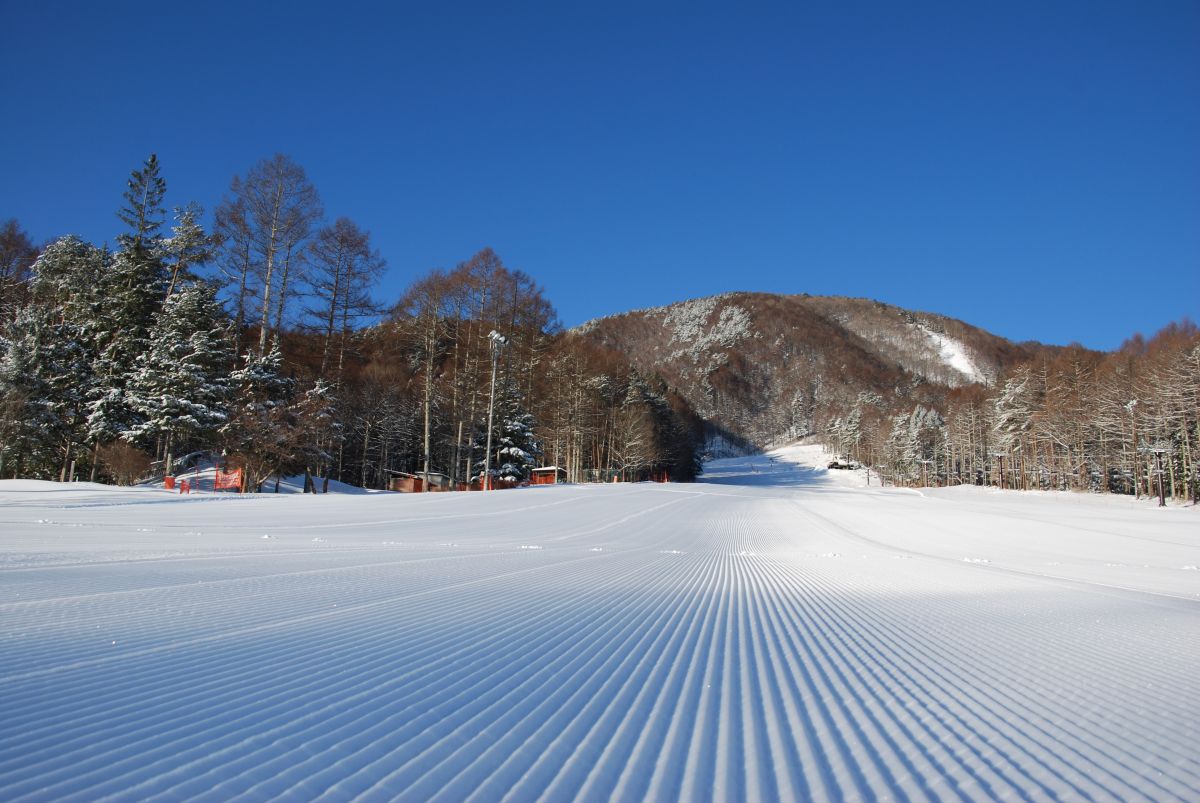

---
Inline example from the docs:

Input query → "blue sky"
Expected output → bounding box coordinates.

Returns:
[2,1,1196,350]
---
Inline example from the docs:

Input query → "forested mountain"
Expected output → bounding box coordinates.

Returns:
[1,155,1196,503]
[574,292,1045,450]
[577,292,1197,503]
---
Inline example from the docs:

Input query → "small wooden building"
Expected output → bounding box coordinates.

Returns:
[530,466,567,485]
[388,470,452,493]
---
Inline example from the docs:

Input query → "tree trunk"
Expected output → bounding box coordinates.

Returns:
[423,324,433,488]
[273,241,296,335]
[59,438,72,483]
[361,419,371,489]
[257,181,285,355]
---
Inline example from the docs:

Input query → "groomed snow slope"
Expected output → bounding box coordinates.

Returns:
[1,454,1197,801]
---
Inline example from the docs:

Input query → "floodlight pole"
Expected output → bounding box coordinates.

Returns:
[1155,450,1166,507]
[1146,443,1170,508]
[1125,399,1139,498]
[1138,440,1170,507]
[483,330,507,491]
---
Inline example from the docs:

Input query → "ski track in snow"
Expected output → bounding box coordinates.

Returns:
[1,456,1198,802]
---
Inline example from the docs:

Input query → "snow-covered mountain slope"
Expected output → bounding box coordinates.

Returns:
[923,326,988,384]
[1,470,1195,800]
[573,292,1044,448]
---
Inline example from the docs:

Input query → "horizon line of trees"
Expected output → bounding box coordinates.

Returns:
[0,154,702,490]
[823,323,1198,504]
[5,154,1190,501]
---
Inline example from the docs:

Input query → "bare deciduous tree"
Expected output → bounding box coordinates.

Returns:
[305,217,385,385]
[216,155,322,355]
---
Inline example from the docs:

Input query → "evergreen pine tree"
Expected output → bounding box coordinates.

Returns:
[126,282,233,472]
[87,156,173,463]
[117,153,167,255]
[0,308,58,477]
[220,340,296,490]
[0,306,92,479]
[472,383,541,485]
[886,413,918,484]
[162,203,212,299]
[7,240,107,479]
[496,407,540,484]
[291,379,339,492]
[29,236,109,325]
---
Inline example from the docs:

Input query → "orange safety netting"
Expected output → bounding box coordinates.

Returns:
[214,469,243,491]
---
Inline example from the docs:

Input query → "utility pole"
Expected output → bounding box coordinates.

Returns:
[483,330,507,491]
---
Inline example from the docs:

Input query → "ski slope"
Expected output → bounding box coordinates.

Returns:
[1,450,1197,801]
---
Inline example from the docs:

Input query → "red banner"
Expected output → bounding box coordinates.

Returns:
[214,469,243,491]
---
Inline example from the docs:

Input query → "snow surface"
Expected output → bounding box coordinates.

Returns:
[1,450,1197,801]
[921,327,987,384]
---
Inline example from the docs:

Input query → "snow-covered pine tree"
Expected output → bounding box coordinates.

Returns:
[471,383,541,485]
[125,282,233,473]
[496,407,540,484]
[0,305,92,479]
[907,405,947,485]
[291,379,339,492]
[885,413,917,484]
[990,367,1035,488]
[162,203,212,300]
[220,340,296,491]
[28,236,109,326]
[25,237,108,478]
[86,156,174,477]
[844,407,863,460]
[5,238,109,479]
[118,154,167,253]
[0,308,59,477]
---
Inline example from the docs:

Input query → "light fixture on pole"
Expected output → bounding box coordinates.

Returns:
[483,330,508,491]
[1141,441,1172,507]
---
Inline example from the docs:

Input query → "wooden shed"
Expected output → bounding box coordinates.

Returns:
[530,466,567,485]
[387,470,452,493]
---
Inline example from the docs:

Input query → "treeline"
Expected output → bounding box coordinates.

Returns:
[0,155,701,489]
[825,324,1199,503]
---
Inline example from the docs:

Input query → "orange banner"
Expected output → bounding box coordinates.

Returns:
[214,469,243,491]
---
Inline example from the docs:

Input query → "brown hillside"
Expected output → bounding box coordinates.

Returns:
[574,292,1047,451]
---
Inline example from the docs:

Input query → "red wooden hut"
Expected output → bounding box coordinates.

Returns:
[530,466,567,486]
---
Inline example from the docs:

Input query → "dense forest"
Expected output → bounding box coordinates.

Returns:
[575,291,1197,506]
[0,155,703,490]
[826,323,1198,504]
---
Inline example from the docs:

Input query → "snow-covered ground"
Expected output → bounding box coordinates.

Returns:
[1,448,1197,801]
[918,326,988,385]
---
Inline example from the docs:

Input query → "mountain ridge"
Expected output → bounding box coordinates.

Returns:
[570,291,1058,452]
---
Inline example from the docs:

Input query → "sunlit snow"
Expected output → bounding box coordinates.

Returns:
[1,449,1196,800]
[922,327,988,384]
